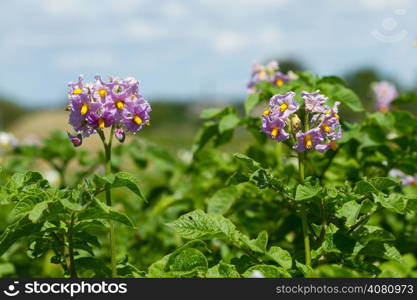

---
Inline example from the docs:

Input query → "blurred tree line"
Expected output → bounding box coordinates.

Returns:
[0,98,27,130]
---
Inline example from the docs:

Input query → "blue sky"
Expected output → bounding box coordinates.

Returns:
[0,0,416,107]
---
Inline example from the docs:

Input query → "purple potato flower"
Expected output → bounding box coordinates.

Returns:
[87,111,114,129]
[246,61,282,94]
[270,72,290,88]
[371,81,398,113]
[293,128,324,152]
[123,99,151,133]
[389,169,417,186]
[66,75,151,146]
[268,92,299,119]
[261,116,289,141]
[302,90,328,113]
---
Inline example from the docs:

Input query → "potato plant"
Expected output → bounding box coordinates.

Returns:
[0,64,416,278]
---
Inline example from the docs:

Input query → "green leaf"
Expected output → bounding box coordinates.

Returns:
[191,121,218,154]
[242,265,291,278]
[169,248,208,276]
[240,231,269,253]
[244,93,260,115]
[355,177,399,195]
[318,83,364,112]
[354,181,377,195]
[307,264,363,278]
[318,76,347,86]
[75,257,111,277]
[336,200,361,226]
[267,246,292,270]
[360,242,404,264]
[168,209,239,242]
[233,153,262,173]
[78,198,134,228]
[94,172,146,202]
[374,193,409,214]
[0,216,43,256]
[207,262,240,278]
[206,186,237,215]
[351,225,395,243]
[11,194,45,219]
[200,108,224,119]
[147,241,208,278]
[218,114,240,134]
[28,201,50,223]
[295,183,322,201]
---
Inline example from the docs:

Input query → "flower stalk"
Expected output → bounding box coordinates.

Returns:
[298,153,311,266]
[99,127,117,278]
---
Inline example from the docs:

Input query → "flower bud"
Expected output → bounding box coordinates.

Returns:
[67,132,82,147]
[290,114,301,131]
[114,128,125,143]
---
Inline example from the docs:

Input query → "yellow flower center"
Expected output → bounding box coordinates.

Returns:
[98,118,105,129]
[116,100,124,110]
[321,123,331,133]
[334,113,340,119]
[263,110,271,116]
[133,115,142,125]
[258,71,266,78]
[80,103,89,115]
[304,135,313,149]
[275,79,284,87]
[271,127,279,138]
[98,89,107,98]
[72,88,83,95]
[65,104,71,111]
[279,102,288,112]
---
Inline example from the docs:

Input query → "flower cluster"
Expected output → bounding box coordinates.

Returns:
[261,91,342,153]
[66,75,151,147]
[246,60,297,94]
[371,81,398,113]
[389,169,417,186]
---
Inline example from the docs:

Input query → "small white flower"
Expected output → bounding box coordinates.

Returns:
[0,132,18,154]
[43,170,60,186]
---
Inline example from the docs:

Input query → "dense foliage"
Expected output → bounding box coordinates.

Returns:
[0,67,417,278]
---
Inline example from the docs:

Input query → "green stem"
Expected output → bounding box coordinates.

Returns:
[275,142,282,171]
[100,127,117,278]
[298,152,305,182]
[298,152,311,266]
[67,213,77,278]
[301,213,311,266]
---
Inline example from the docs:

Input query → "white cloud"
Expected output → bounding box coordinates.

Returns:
[213,31,248,53]
[53,51,117,70]
[41,0,83,15]
[162,1,188,18]
[124,19,166,38]
[258,28,283,42]
[360,0,410,10]
[202,0,288,8]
